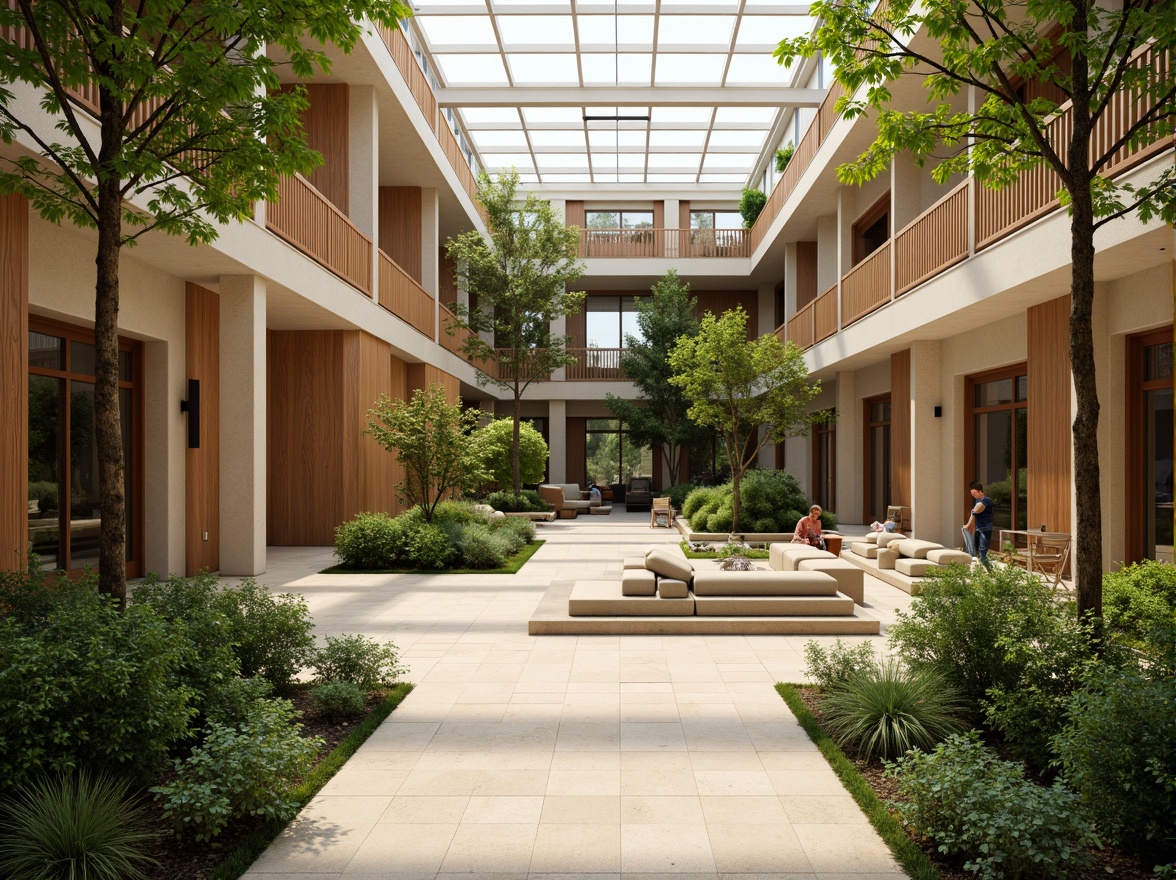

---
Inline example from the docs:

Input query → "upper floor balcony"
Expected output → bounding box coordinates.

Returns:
[578,228,750,260]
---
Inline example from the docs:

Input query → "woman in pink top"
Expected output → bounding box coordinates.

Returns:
[793,505,825,549]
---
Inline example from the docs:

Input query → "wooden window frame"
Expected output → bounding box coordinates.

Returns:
[851,193,890,265]
[863,393,891,519]
[1125,326,1173,564]
[27,316,145,578]
[811,411,837,512]
[964,362,1028,532]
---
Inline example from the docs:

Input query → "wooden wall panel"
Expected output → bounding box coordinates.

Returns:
[439,249,458,307]
[566,417,586,486]
[890,349,911,519]
[568,307,586,349]
[350,332,401,517]
[1027,295,1072,533]
[679,201,691,229]
[289,84,350,215]
[796,241,819,310]
[653,201,664,230]
[565,200,585,229]
[378,186,423,283]
[0,195,27,571]
[694,291,759,337]
[185,283,220,574]
[407,363,460,403]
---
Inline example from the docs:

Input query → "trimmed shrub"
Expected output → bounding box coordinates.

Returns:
[1102,559,1176,651]
[203,676,274,727]
[1052,663,1176,862]
[819,659,966,761]
[0,587,193,790]
[430,500,484,526]
[887,563,1069,709]
[485,489,547,512]
[214,579,315,693]
[468,418,549,489]
[311,681,367,723]
[683,470,827,533]
[887,731,1099,880]
[665,483,697,511]
[333,512,405,569]
[803,638,877,690]
[681,486,718,520]
[493,515,536,548]
[152,697,323,842]
[452,523,511,569]
[405,522,456,570]
[0,771,157,880]
[313,633,406,690]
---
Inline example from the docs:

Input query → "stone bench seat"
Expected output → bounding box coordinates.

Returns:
[768,543,836,571]
[692,570,840,597]
[796,557,865,605]
[694,594,855,616]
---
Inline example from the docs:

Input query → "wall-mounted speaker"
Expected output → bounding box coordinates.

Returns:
[180,378,201,449]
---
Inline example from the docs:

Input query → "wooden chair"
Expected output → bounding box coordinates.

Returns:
[1030,534,1071,590]
[650,496,674,528]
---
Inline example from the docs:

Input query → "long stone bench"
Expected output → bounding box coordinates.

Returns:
[843,532,974,594]
[768,543,865,605]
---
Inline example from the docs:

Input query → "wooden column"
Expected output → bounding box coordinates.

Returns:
[1027,295,1072,533]
[292,83,351,214]
[0,195,28,571]
[185,283,220,574]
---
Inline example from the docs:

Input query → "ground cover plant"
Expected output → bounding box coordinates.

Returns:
[331,502,541,573]
[679,540,769,560]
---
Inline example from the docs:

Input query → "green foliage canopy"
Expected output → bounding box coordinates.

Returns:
[468,418,549,490]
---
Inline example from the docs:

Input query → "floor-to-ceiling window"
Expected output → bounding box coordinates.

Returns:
[584,418,653,487]
[864,395,891,519]
[967,366,1028,532]
[27,320,143,576]
[812,411,836,511]
[584,295,645,350]
[1128,329,1173,563]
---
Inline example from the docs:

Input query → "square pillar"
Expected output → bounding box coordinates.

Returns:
[548,400,567,483]
[0,195,27,571]
[219,275,266,575]
[835,371,862,524]
[421,187,439,297]
[349,85,379,297]
[909,340,944,544]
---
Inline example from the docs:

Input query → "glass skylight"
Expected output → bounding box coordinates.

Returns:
[406,1,819,184]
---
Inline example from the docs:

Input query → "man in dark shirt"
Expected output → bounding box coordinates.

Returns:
[963,481,994,570]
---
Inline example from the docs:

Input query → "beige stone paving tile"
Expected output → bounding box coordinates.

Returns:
[362,722,439,749]
[681,723,756,752]
[546,769,622,796]
[778,795,871,824]
[671,681,731,694]
[619,769,699,796]
[377,795,469,824]
[247,796,390,874]
[687,751,765,771]
[717,874,816,880]
[693,770,777,797]
[343,751,421,772]
[458,690,519,704]
[619,752,693,771]
[462,795,545,824]
[438,823,538,873]
[318,770,407,798]
[561,705,622,723]
[550,750,621,771]
[620,823,717,873]
[620,691,677,703]
[529,823,621,873]
[620,682,674,693]
[706,823,813,874]
[620,795,705,824]
[734,703,792,722]
[767,770,853,798]
[484,748,555,770]
[619,704,682,723]
[676,703,744,723]
[563,691,623,704]
[539,795,621,824]
[341,822,457,874]
[756,752,831,772]
[514,681,569,693]
[395,768,484,796]
[791,823,901,873]
[428,722,504,749]
[699,795,789,824]
[556,722,621,751]
[493,722,561,749]
[382,704,454,724]
[744,722,813,750]
[511,692,568,704]
[471,665,527,683]
[412,750,491,771]
[444,703,509,721]
[475,770,551,796]
[504,704,565,722]
[619,722,688,751]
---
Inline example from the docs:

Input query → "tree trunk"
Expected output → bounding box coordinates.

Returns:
[731,468,742,533]
[512,384,522,496]
[95,81,127,608]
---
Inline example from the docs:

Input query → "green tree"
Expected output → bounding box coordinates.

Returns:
[0,0,409,605]
[605,270,707,483]
[366,385,483,523]
[444,169,586,495]
[468,418,549,491]
[669,307,825,531]
[774,0,1176,620]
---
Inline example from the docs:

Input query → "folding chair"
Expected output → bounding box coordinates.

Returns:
[1030,535,1071,590]
[650,496,674,528]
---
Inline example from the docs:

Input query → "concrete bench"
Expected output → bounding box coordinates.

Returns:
[796,557,865,605]
[769,543,836,571]
[692,570,839,596]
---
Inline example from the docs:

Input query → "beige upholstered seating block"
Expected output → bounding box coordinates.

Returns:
[851,542,880,559]
[623,556,648,571]
[895,539,944,559]
[769,543,834,571]
[926,548,972,565]
[589,505,612,515]
[622,569,657,596]
[796,558,865,605]
[875,532,907,549]
[895,557,936,577]
[657,578,689,599]
[569,581,694,616]
[694,594,855,616]
[877,547,899,569]
[863,532,881,544]
[692,570,839,596]
[645,549,694,584]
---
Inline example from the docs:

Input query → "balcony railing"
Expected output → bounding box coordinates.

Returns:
[566,347,627,380]
[895,182,969,295]
[267,173,372,294]
[377,250,434,338]
[841,243,891,328]
[578,228,750,259]
[438,302,477,360]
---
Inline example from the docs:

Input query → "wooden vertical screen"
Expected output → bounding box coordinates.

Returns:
[285,84,350,215]
[439,249,458,306]
[796,241,819,310]
[890,349,911,518]
[694,291,759,336]
[353,332,403,517]
[407,363,460,402]
[0,195,27,571]
[185,283,220,574]
[678,201,691,229]
[1027,295,1072,533]
[566,417,586,486]
[378,187,423,283]
[567,306,586,348]
[565,200,585,229]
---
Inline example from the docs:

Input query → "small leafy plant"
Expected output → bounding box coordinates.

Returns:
[314,634,406,690]
[774,142,795,173]
[311,681,367,723]
[739,187,767,227]
[215,579,316,692]
[803,638,876,690]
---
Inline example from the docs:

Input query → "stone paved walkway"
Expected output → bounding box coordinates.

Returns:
[242,511,912,879]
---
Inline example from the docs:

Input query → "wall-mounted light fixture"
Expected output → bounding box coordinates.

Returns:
[933,405,942,418]
[180,378,201,449]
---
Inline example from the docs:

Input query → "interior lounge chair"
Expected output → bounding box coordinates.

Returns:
[650,496,674,528]
[626,477,654,512]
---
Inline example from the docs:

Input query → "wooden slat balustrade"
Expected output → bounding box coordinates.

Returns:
[438,303,482,365]
[786,299,816,350]
[577,228,749,259]
[267,173,372,294]
[894,182,969,295]
[840,244,891,327]
[813,284,839,343]
[377,250,434,338]
[565,347,627,380]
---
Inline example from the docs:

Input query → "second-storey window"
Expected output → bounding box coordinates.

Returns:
[586,210,653,229]
[585,296,645,349]
[690,210,743,229]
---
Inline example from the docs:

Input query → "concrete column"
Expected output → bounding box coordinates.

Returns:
[835,371,861,524]
[421,187,439,296]
[782,241,799,318]
[663,198,680,258]
[757,283,776,336]
[551,313,567,381]
[549,198,566,224]
[349,85,379,297]
[548,400,567,483]
[219,275,267,575]
[815,215,838,293]
[143,340,184,577]
[909,340,944,544]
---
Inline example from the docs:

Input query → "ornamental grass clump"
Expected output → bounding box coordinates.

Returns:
[0,771,158,880]
[819,659,966,762]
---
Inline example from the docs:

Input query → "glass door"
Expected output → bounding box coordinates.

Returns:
[967,369,1028,532]
[1129,331,1173,563]
[812,412,836,511]
[864,396,891,520]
